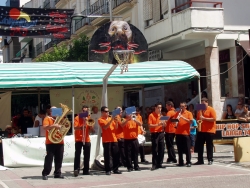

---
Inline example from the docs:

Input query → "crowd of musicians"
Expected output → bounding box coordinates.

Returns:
[41,97,216,180]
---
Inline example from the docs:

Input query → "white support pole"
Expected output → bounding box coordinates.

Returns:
[72,86,75,135]
[198,78,201,104]
[109,0,112,21]
[95,64,118,158]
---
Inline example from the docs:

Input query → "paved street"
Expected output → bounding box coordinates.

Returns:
[0,144,250,188]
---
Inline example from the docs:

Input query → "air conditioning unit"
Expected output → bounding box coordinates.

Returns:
[149,50,162,61]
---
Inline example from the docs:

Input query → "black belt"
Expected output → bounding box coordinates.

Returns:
[151,132,164,135]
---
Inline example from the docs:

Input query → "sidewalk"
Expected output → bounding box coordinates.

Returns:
[0,144,250,188]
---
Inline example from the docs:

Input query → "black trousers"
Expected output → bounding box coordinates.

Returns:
[118,138,126,165]
[74,142,91,172]
[124,139,139,169]
[151,132,165,167]
[103,142,119,172]
[42,144,64,176]
[196,132,214,162]
[176,135,191,164]
[164,133,177,162]
[139,145,145,161]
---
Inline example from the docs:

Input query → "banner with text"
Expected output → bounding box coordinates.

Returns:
[216,121,250,137]
[50,86,123,113]
[0,6,74,39]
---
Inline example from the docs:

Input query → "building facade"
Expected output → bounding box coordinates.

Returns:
[1,0,250,119]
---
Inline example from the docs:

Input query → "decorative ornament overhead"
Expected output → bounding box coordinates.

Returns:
[0,6,74,39]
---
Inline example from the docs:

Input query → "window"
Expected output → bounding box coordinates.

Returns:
[220,63,229,97]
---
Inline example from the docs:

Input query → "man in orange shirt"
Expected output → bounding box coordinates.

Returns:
[115,106,126,167]
[73,105,94,177]
[175,102,193,167]
[121,110,142,171]
[165,101,177,164]
[148,102,165,170]
[98,106,122,175]
[194,97,216,165]
[42,106,65,180]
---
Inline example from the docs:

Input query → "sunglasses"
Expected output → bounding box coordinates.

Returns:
[238,104,242,105]
[103,110,109,113]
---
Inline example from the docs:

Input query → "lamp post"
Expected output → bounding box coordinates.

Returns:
[70,0,121,164]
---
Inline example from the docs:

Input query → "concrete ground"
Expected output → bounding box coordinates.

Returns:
[0,144,250,188]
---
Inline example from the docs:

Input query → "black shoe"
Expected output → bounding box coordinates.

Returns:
[166,159,177,164]
[157,165,165,169]
[83,171,91,175]
[127,168,133,172]
[193,161,204,165]
[74,170,79,177]
[208,161,213,165]
[113,170,122,174]
[42,175,48,180]
[54,175,64,179]
[186,163,191,167]
[151,166,157,171]
[134,167,141,171]
[141,159,149,163]
[106,171,111,175]
[177,163,184,167]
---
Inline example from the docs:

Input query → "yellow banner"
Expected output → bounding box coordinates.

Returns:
[50,86,123,113]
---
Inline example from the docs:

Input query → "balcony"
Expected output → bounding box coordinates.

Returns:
[112,0,134,15]
[144,1,224,47]
[44,39,63,52]
[43,0,51,9]
[55,0,67,9]
[36,42,43,57]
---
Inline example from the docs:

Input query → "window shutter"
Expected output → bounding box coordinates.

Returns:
[153,0,161,23]
[143,0,153,21]
[161,0,169,14]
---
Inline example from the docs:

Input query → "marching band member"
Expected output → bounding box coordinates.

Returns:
[98,106,122,175]
[73,105,94,177]
[136,107,148,163]
[174,102,193,167]
[121,110,142,171]
[165,101,177,164]
[194,97,216,165]
[148,102,165,170]
[42,106,64,180]
[115,106,126,167]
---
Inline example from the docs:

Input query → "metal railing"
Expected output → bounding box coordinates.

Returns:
[54,0,60,5]
[44,39,63,51]
[36,42,43,56]
[171,0,222,13]
[43,0,51,9]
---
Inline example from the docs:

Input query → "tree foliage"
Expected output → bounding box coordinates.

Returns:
[36,34,90,62]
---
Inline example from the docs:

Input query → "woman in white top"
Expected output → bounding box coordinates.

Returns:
[33,110,46,127]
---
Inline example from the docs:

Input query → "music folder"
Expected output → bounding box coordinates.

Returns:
[125,106,136,115]
[112,108,121,117]
[160,116,169,120]
[51,108,63,116]
[79,112,89,118]
[195,104,206,111]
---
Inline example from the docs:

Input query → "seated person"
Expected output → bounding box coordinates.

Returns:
[33,110,46,127]
[222,104,236,119]
[235,102,244,118]
[238,104,250,122]
[5,125,14,138]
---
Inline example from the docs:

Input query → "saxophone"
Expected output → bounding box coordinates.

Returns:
[48,103,72,143]
[86,107,95,127]
[197,111,202,132]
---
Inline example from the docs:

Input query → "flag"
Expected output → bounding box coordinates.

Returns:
[0,6,74,39]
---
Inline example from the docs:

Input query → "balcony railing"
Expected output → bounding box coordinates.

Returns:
[44,39,63,51]
[43,0,51,9]
[36,42,43,56]
[172,0,222,13]
[54,0,60,5]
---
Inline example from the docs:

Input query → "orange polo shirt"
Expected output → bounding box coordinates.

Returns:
[165,108,176,133]
[197,106,216,134]
[43,116,64,145]
[136,115,143,134]
[115,116,124,139]
[98,116,117,143]
[148,112,162,133]
[74,116,91,143]
[123,119,139,139]
[175,110,193,135]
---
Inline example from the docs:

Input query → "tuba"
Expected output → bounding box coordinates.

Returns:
[48,103,72,144]
[86,107,95,127]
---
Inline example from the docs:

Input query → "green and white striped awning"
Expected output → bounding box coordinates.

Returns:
[0,61,199,89]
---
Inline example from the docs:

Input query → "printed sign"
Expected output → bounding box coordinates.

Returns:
[217,122,250,137]
[0,6,74,39]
